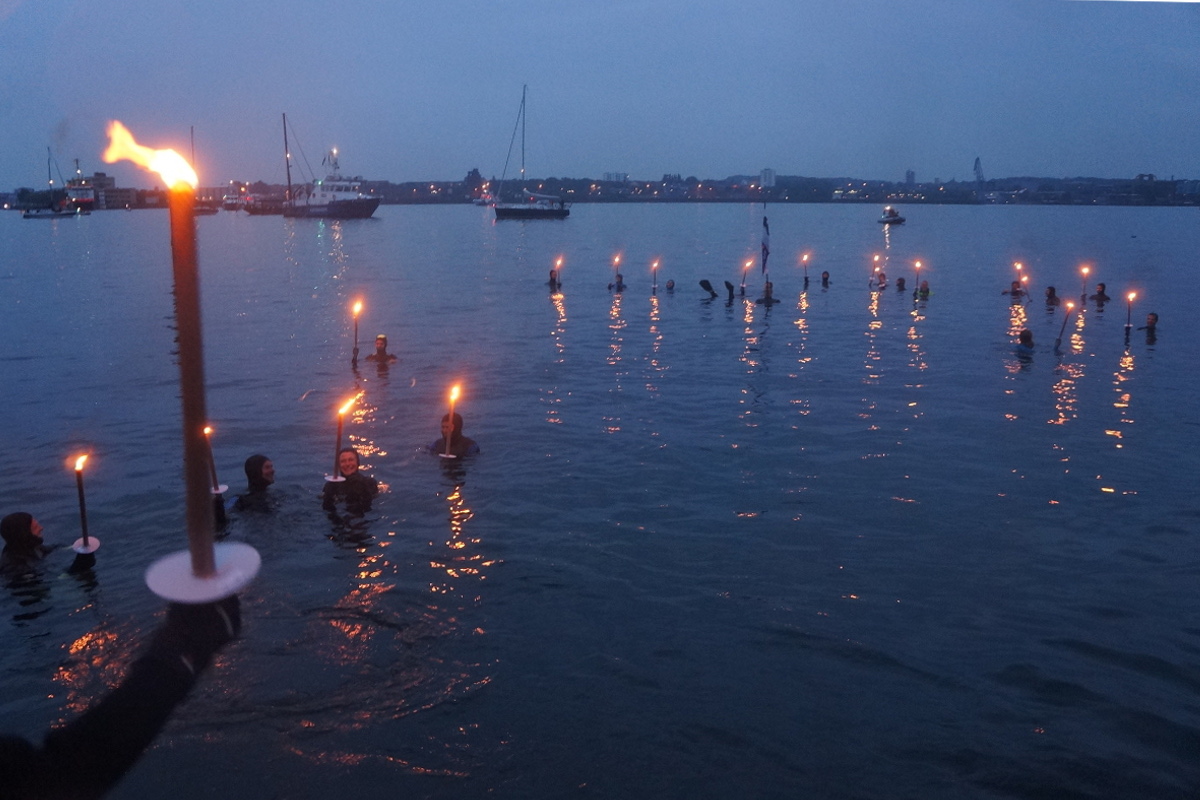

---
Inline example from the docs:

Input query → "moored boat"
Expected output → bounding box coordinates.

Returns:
[278,115,379,220]
[243,195,285,215]
[878,205,905,225]
[22,150,82,219]
[495,192,569,219]
[284,159,380,219]
[494,86,570,221]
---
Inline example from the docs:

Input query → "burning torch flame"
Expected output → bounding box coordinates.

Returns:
[352,300,363,317]
[338,397,356,416]
[1127,291,1136,303]
[103,121,198,189]
[74,455,88,472]
[449,384,461,404]
[203,425,214,436]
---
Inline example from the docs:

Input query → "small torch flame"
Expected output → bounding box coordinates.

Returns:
[449,384,461,404]
[103,121,198,189]
[74,455,88,472]
[1127,291,1136,303]
[203,425,214,436]
[338,397,356,416]
[352,300,363,317]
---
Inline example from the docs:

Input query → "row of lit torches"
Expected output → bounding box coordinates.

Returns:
[1007,261,1143,346]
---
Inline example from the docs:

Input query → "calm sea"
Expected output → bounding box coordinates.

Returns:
[1,203,1197,799]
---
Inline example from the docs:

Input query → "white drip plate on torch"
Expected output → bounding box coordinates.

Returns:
[210,484,229,495]
[324,475,346,483]
[72,537,100,554]
[438,453,458,459]
[145,542,261,603]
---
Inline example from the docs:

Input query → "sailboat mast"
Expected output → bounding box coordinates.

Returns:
[520,84,527,185]
[283,113,293,201]
[46,147,53,190]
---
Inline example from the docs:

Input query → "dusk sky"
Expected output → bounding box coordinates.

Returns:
[2,0,1197,190]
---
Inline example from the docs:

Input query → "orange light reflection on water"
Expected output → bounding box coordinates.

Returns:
[51,626,125,720]
[1110,349,1136,448]
[605,291,626,433]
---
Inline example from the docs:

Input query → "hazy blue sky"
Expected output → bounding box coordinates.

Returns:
[2,0,1197,190]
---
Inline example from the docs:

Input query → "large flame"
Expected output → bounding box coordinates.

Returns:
[103,121,198,189]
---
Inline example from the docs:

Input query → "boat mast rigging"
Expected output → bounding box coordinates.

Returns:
[283,113,293,201]
[498,84,528,201]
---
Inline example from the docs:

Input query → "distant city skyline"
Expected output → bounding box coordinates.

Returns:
[1,1,1196,191]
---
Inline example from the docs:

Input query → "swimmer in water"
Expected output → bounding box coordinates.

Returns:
[429,412,480,459]
[1090,283,1111,303]
[1016,328,1034,353]
[1138,312,1158,344]
[322,447,379,514]
[821,271,830,288]
[1045,286,1061,306]
[1,511,94,574]
[234,455,276,513]
[608,273,626,292]
[755,281,780,305]
[0,512,48,573]
[364,334,398,363]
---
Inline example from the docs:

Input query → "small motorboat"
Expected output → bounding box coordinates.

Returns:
[878,206,905,225]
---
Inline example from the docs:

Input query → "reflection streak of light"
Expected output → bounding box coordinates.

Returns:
[543,291,568,425]
[428,483,495,596]
[1111,350,1136,448]
[789,292,812,417]
[52,627,123,719]
[1007,301,1028,339]
[645,294,664,397]
[605,292,626,433]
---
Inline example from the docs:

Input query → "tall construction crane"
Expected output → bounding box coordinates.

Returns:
[974,157,986,185]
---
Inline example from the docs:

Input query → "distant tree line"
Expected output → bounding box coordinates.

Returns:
[8,171,1196,210]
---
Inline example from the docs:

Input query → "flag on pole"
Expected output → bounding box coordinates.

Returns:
[761,216,771,275]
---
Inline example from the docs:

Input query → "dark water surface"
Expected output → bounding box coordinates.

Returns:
[1,203,1198,798]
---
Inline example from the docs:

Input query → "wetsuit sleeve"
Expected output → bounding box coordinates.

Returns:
[0,598,239,800]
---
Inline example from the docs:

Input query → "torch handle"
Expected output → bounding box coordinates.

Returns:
[75,472,89,546]
[207,447,221,492]
[170,187,216,578]
[334,416,344,477]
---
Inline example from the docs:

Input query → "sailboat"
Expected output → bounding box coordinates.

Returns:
[22,148,82,219]
[494,86,569,220]
[278,114,380,220]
